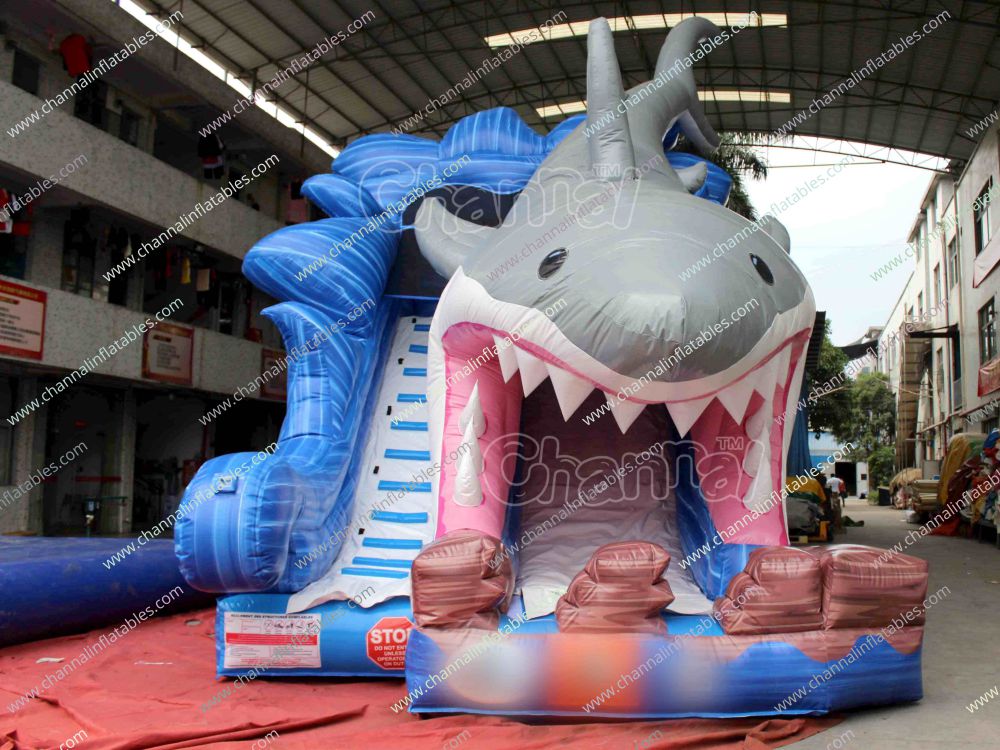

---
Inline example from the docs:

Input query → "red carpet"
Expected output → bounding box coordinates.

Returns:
[0,608,841,750]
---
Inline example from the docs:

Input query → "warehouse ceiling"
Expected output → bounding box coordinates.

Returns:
[134,0,998,166]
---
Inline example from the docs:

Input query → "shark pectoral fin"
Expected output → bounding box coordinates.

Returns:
[677,162,708,193]
[758,215,792,254]
[413,197,494,278]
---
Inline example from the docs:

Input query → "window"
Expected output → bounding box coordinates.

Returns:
[917,292,923,319]
[979,299,997,364]
[933,265,941,307]
[117,107,141,147]
[12,49,41,95]
[915,227,922,261]
[948,238,959,288]
[974,179,993,255]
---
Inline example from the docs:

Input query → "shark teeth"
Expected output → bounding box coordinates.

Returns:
[666,396,713,437]
[745,400,768,439]
[513,347,549,396]
[459,382,486,437]
[715,378,756,424]
[453,448,483,507]
[546,364,593,420]
[605,393,646,433]
[742,439,765,477]
[460,418,484,472]
[493,334,519,383]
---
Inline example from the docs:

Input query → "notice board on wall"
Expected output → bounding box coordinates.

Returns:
[0,279,45,360]
[143,322,194,385]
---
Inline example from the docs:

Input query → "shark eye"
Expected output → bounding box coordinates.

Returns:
[749,253,774,285]
[538,248,568,279]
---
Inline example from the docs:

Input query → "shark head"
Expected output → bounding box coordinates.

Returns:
[416,17,815,548]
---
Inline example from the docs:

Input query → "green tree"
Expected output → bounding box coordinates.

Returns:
[677,132,770,219]
[807,327,851,436]
[866,445,896,491]
[836,372,896,456]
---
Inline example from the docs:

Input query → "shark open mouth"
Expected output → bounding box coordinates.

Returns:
[427,271,813,618]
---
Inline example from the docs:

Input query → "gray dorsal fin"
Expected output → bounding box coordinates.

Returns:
[586,18,635,180]
[651,17,722,154]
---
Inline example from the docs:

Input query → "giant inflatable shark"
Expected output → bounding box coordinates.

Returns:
[414,18,816,588]
[175,15,929,720]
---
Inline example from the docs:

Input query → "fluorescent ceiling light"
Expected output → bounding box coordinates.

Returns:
[111,0,340,157]
[486,12,786,47]
[535,90,791,118]
[535,101,588,118]
[701,90,791,103]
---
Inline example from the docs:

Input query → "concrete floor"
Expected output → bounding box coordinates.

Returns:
[791,498,1000,749]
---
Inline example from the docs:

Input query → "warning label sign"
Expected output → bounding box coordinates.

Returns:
[366,616,413,671]
[223,612,321,669]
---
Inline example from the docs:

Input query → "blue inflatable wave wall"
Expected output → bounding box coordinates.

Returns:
[174,107,735,596]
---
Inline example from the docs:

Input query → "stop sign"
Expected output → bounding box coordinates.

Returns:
[366,616,413,671]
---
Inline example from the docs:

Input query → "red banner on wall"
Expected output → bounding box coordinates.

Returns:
[978,356,1000,397]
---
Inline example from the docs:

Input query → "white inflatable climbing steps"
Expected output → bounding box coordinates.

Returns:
[287,315,437,613]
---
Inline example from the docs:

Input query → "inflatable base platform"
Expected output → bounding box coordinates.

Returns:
[216,593,413,678]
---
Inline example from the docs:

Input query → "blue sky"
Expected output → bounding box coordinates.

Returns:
[743,144,934,345]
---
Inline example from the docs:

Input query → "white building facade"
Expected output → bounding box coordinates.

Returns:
[0,1,331,535]
[877,122,1000,469]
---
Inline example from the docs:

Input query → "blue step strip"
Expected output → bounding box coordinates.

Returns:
[362,537,423,550]
[341,566,409,579]
[384,449,432,461]
[391,421,428,432]
[409,344,428,354]
[403,367,427,377]
[414,323,430,332]
[352,556,414,569]
[397,393,427,403]
[371,511,429,523]
[377,480,432,493]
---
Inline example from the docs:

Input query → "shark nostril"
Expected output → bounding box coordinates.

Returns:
[749,253,774,285]
[538,248,568,279]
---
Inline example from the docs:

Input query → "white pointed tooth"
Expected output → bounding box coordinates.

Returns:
[666,396,712,437]
[493,335,519,383]
[453,449,483,507]
[716,378,756,424]
[754,354,783,400]
[745,401,770,439]
[772,346,792,389]
[545,364,593,420]
[743,461,774,513]
[742,438,765,477]
[605,393,646,433]
[459,382,486,437]
[460,419,484,472]
[513,347,549,396]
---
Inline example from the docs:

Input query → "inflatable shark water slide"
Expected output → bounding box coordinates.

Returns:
[175,17,930,718]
